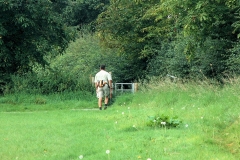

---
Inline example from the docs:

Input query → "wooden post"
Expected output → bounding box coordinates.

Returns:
[134,83,138,92]
[109,72,113,100]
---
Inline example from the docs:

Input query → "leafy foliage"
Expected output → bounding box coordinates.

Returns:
[97,0,160,58]
[0,0,75,92]
[147,114,182,128]
[147,37,232,79]
[63,0,109,26]
[97,0,240,80]
[5,27,143,94]
[2,0,240,94]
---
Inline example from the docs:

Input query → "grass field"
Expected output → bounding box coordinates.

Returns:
[0,79,239,160]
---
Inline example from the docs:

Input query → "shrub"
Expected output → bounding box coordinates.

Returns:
[147,114,182,128]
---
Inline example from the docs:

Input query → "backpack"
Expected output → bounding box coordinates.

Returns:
[98,80,105,87]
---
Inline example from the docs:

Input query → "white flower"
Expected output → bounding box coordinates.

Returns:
[133,125,136,128]
[79,155,83,159]
[122,112,124,115]
[185,124,188,128]
[161,122,166,125]
[106,150,110,154]
[128,107,130,110]
[201,117,203,119]
[115,121,118,124]
[147,158,152,160]
[153,120,156,123]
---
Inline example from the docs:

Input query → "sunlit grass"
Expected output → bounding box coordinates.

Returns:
[0,78,239,159]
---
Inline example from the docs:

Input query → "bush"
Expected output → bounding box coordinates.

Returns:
[147,114,182,128]
[146,37,234,80]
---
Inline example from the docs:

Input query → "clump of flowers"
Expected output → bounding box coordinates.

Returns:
[106,150,110,160]
[147,114,182,128]
[106,150,110,154]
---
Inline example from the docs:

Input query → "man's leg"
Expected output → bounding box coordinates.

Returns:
[105,96,109,105]
[104,96,109,110]
[98,97,102,110]
[102,86,110,110]
[98,88,104,110]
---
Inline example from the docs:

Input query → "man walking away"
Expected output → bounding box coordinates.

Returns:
[94,65,112,110]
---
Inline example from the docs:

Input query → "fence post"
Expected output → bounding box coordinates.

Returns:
[134,83,138,92]
[132,83,135,93]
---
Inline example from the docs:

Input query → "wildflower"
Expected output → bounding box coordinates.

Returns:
[122,112,124,115]
[79,155,83,159]
[201,117,203,119]
[115,121,118,124]
[147,158,152,160]
[106,150,110,154]
[153,120,156,123]
[161,122,166,125]
[185,124,188,128]
[128,107,130,110]
[133,125,136,128]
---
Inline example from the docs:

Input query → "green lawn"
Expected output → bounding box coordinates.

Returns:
[0,81,239,160]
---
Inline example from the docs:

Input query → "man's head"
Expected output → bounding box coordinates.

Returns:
[100,65,105,70]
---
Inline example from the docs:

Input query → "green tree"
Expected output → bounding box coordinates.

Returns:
[145,0,239,78]
[97,0,240,79]
[97,0,160,58]
[96,0,161,80]
[63,0,109,27]
[0,0,75,92]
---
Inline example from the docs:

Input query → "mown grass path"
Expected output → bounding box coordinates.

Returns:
[1,103,239,160]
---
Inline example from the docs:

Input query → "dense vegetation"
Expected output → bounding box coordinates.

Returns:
[1,0,240,94]
[97,0,240,79]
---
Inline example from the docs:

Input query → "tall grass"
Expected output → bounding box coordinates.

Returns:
[0,78,239,160]
[0,91,96,112]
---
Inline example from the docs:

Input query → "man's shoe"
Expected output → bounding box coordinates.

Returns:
[104,104,108,110]
[99,107,102,110]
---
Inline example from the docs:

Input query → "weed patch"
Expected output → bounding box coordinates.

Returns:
[147,114,182,128]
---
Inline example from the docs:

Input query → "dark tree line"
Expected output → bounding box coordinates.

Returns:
[0,0,109,93]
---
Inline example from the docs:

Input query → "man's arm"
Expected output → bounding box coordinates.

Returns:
[95,82,98,89]
[108,80,113,88]
[94,75,98,89]
[107,72,113,88]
